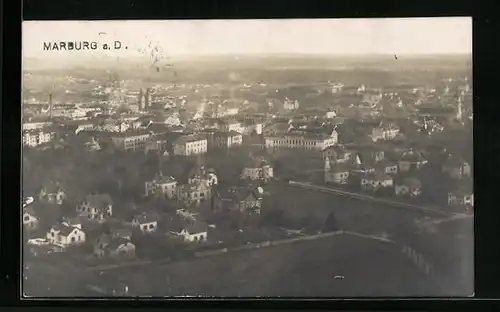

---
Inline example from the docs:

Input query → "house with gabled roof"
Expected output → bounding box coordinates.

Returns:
[172,134,208,156]
[46,223,86,247]
[324,157,351,185]
[370,122,400,141]
[177,181,212,207]
[94,232,136,259]
[361,172,394,192]
[107,238,136,259]
[376,159,399,175]
[131,211,159,234]
[321,145,352,163]
[214,130,243,148]
[76,194,113,223]
[23,207,39,230]
[144,175,178,198]
[213,118,242,133]
[448,179,474,210]
[395,177,422,197]
[38,182,66,205]
[350,153,376,176]
[349,144,385,164]
[442,155,471,179]
[187,164,218,187]
[214,186,263,214]
[177,220,209,243]
[397,150,428,172]
[241,157,274,181]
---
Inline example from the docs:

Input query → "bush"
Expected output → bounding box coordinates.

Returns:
[259,208,284,227]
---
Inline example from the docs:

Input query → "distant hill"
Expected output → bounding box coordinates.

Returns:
[23,53,471,72]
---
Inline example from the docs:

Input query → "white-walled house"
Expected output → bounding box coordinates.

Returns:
[395,177,422,197]
[94,234,136,259]
[23,207,39,230]
[76,194,113,223]
[173,134,208,156]
[397,151,428,172]
[144,175,178,198]
[442,156,471,179]
[38,183,66,205]
[448,192,474,208]
[46,223,86,247]
[447,178,473,209]
[214,131,243,148]
[178,221,208,243]
[361,172,394,191]
[377,160,399,175]
[241,157,274,181]
[131,212,159,234]
[324,158,350,185]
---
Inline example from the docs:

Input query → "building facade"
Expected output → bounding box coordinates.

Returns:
[110,132,151,151]
[173,135,208,156]
[265,132,337,150]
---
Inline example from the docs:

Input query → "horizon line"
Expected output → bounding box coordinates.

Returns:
[24,52,472,60]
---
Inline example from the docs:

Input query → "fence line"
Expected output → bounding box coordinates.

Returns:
[88,229,448,293]
[88,231,346,272]
[288,180,451,217]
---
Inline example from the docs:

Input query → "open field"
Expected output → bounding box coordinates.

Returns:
[263,180,433,237]
[99,233,443,297]
[22,179,472,298]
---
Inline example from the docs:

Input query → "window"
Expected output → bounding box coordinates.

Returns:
[24,215,30,221]
[143,225,147,231]
[71,237,76,242]
[149,224,155,229]
[199,235,204,241]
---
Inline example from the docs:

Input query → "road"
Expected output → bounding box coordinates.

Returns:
[288,180,454,217]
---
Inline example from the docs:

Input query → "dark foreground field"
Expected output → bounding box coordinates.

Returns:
[23,181,473,298]
[99,233,439,297]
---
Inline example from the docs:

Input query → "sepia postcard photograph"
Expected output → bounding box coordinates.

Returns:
[21,17,473,298]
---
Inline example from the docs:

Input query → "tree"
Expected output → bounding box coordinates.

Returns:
[323,211,339,233]
[116,104,131,114]
[260,208,284,227]
[114,166,127,194]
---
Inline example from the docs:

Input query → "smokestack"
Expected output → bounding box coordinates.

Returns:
[144,88,150,109]
[49,93,53,118]
[138,88,144,110]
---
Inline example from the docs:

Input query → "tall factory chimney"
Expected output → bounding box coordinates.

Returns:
[144,88,153,109]
[48,93,53,118]
[144,88,149,109]
[138,88,144,110]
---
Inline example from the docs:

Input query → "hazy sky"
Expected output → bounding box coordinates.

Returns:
[23,18,472,61]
